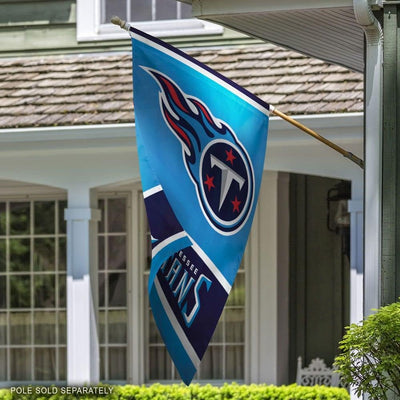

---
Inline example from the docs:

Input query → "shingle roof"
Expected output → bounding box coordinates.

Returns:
[0,44,363,129]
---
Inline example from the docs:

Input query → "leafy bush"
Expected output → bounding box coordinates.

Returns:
[334,300,400,399]
[0,383,349,400]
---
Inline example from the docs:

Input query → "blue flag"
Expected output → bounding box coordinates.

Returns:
[130,27,270,384]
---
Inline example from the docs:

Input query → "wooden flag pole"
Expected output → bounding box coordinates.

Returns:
[271,107,364,169]
[111,16,364,170]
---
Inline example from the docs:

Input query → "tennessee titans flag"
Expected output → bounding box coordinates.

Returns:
[130,26,269,384]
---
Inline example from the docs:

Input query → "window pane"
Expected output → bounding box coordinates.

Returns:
[10,238,30,272]
[34,238,55,271]
[149,347,170,380]
[0,348,6,380]
[0,239,5,272]
[109,347,126,380]
[108,198,126,232]
[108,310,127,343]
[59,311,66,345]
[146,236,152,271]
[99,311,106,344]
[0,202,5,236]
[0,313,6,345]
[59,274,66,308]
[180,2,192,18]
[226,273,245,306]
[10,312,31,344]
[226,345,244,379]
[10,202,30,235]
[34,311,56,345]
[108,236,126,270]
[131,0,152,21]
[34,274,55,308]
[35,348,56,380]
[10,275,30,308]
[99,272,105,307]
[149,311,163,344]
[103,0,127,24]
[108,272,126,307]
[11,348,31,380]
[99,236,105,271]
[200,346,223,379]
[59,347,66,381]
[156,0,177,20]
[34,201,55,234]
[100,347,106,381]
[0,276,5,309]
[58,200,67,234]
[225,308,244,343]
[59,237,66,271]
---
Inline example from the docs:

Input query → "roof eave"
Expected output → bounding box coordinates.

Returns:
[182,0,367,72]
[190,0,354,15]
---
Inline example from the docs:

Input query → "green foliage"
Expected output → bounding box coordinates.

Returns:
[0,383,349,400]
[334,300,400,399]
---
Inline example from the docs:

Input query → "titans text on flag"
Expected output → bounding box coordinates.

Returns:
[159,250,212,328]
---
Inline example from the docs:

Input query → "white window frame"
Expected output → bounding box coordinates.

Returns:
[76,0,223,42]
[97,192,131,384]
[0,193,67,386]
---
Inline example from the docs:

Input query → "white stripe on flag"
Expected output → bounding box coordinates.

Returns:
[152,231,187,258]
[187,234,232,294]
[131,31,270,117]
[143,184,163,198]
[154,276,201,368]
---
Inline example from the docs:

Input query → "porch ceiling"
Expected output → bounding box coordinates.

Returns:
[186,0,365,72]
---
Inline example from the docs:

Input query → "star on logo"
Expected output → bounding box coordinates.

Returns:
[204,174,215,191]
[231,196,241,213]
[225,148,236,165]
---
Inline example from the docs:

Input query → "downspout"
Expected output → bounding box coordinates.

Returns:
[353,0,383,315]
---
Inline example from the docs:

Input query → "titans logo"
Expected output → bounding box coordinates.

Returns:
[145,68,255,235]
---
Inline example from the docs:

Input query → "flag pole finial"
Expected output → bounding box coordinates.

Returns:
[111,16,130,31]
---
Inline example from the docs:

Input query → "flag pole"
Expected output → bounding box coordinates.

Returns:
[112,16,364,170]
[271,107,364,169]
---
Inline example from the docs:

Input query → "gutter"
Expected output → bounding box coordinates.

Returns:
[0,113,362,145]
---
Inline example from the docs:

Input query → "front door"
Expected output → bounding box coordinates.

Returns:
[288,174,350,382]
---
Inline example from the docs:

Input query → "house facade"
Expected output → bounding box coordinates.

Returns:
[0,0,364,387]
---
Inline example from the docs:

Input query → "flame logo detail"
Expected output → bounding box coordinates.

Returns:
[144,67,254,235]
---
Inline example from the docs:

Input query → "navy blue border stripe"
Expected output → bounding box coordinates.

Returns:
[130,26,270,112]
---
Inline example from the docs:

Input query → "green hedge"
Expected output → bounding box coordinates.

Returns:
[0,383,350,400]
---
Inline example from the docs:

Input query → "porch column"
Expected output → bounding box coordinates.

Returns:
[65,187,101,385]
[247,171,289,384]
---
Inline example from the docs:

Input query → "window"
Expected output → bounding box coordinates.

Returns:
[101,0,192,24]
[76,0,223,41]
[143,222,246,382]
[98,195,129,382]
[0,199,67,383]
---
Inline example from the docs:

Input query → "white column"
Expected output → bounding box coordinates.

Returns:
[65,187,101,385]
[246,171,289,384]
